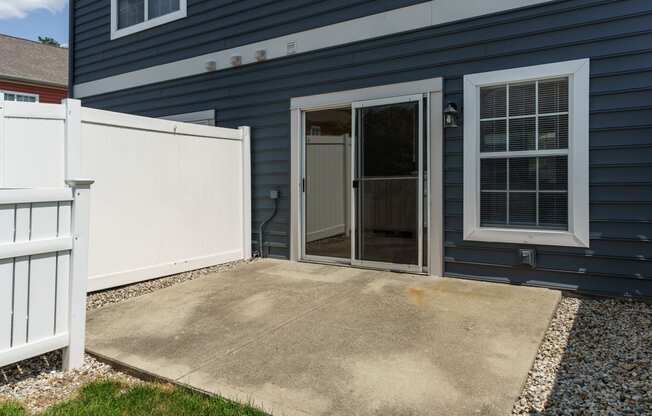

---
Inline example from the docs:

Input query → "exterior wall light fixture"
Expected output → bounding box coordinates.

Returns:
[444,102,460,128]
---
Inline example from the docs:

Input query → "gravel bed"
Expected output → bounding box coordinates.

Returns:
[87,259,254,311]
[1,259,253,413]
[513,295,652,415]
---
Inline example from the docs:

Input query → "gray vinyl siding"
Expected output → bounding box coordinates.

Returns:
[75,0,652,298]
[72,0,428,84]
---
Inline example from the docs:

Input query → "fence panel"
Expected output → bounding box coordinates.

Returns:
[0,187,89,370]
[80,108,251,291]
[0,101,66,188]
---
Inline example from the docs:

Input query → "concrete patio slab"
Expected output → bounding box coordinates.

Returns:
[86,259,561,415]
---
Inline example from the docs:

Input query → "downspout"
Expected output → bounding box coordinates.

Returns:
[258,189,279,257]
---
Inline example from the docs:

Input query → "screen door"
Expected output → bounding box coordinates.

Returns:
[351,95,424,272]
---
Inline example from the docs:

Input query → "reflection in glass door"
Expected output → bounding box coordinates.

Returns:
[352,96,424,272]
[302,108,352,261]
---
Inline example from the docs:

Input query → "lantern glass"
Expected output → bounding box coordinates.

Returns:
[444,103,459,128]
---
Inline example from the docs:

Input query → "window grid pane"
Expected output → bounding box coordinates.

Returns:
[149,0,180,19]
[509,82,536,117]
[481,120,507,152]
[118,0,145,29]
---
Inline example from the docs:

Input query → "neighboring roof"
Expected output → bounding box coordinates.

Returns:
[0,34,68,88]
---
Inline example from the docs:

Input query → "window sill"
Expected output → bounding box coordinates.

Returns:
[111,9,187,40]
[464,227,589,248]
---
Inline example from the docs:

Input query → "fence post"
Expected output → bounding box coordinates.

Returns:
[0,96,5,187]
[239,126,252,259]
[62,179,94,370]
[63,99,82,181]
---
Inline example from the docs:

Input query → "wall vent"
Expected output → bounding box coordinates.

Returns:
[287,41,297,55]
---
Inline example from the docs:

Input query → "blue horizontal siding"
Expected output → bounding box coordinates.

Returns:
[76,0,652,297]
[72,0,428,84]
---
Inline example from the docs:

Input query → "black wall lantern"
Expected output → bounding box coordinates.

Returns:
[443,102,460,128]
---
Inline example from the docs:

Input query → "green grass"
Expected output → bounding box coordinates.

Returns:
[0,402,26,416]
[0,380,266,416]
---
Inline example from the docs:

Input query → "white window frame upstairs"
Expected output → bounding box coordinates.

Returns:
[463,59,590,248]
[2,90,39,103]
[111,0,187,40]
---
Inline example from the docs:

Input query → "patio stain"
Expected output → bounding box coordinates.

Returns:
[403,280,524,308]
[232,292,275,321]
[407,287,426,306]
[361,278,403,294]
[345,352,461,414]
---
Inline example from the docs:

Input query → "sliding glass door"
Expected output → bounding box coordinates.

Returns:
[301,95,426,272]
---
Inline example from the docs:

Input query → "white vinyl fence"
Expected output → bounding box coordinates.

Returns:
[305,135,351,242]
[0,98,250,368]
[0,186,91,370]
[79,107,251,291]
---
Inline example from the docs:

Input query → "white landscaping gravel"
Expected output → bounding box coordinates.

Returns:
[513,295,652,415]
[0,259,252,413]
[86,259,253,311]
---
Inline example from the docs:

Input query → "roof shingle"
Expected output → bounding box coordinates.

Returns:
[0,34,68,87]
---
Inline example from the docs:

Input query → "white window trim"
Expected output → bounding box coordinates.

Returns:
[463,59,590,248]
[110,0,187,40]
[2,90,39,103]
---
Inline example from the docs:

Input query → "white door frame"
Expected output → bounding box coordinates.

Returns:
[290,77,444,276]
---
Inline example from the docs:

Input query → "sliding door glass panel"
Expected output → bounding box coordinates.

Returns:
[354,101,420,266]
[303,109,352,260]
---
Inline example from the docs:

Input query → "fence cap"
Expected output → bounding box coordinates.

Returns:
[65,179,95,187]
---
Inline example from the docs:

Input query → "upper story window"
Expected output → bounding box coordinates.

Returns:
[3,91,39,103]
[463,59,590,247]
[111,0,187,40]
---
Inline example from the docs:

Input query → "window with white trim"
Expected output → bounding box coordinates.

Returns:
[3,91,39,103]
[463,59,590,247]
[111,0,187,40]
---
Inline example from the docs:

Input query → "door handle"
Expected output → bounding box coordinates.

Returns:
[352,179,359,189]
